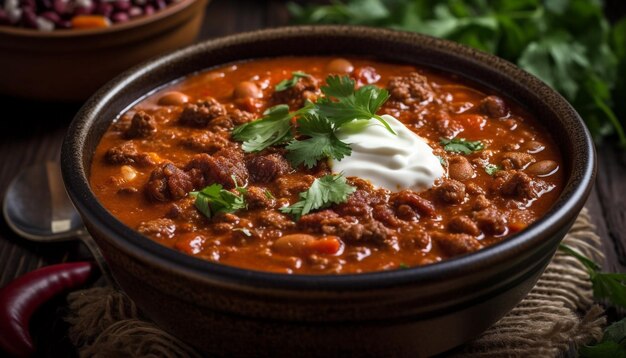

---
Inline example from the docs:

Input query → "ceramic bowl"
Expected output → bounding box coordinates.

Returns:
[61,26,596,357]
[0,0,207,102]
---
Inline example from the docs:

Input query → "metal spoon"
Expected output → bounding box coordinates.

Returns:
[3,162,118,287]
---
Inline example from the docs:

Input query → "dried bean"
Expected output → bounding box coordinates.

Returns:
[526,160,558,177]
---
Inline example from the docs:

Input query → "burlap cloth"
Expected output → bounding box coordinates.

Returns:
[64,208,607,357]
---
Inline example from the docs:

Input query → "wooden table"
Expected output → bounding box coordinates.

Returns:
[1,0,624,356]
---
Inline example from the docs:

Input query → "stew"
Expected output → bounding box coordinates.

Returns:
[90,57,564,274]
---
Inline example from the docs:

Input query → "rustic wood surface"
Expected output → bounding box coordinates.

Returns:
[0,0,624,356]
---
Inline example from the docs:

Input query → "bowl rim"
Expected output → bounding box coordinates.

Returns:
[62,25,596,291]
[0,0,196,38]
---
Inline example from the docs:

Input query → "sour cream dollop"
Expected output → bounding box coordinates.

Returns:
[331,114,444,192]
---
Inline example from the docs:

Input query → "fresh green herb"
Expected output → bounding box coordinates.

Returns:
[317,76,395,134]
[231,104,294,152]
[579,318,626,358]
[559,243,626,309]
[440,137,484,154]
[289,0,626,146]
[275,71,311,92]
[399,263,410,269]
[264,189,275,199]
[285,114,352,168]
[190,178,247,218]
[484,163,500,175]
[280,174,356,220]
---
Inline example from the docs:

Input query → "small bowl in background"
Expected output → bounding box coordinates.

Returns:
[0,0,208,102]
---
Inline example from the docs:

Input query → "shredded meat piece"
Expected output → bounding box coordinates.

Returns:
[184,148,248,189]
[472,194,492,211]
[434,179,466,204]
[434,111,463,139]
[105,142,155,167]
[448,216,481,236]
[492,170,535,199]
[432,232,483,256]
[246,153,290,183]
[180,132,229,153]
[480,96,508,118]
[207,116,234,132]
[228,109,255,125]
[276,175,315,196]
[391,190,435,217]
[474,207,507,235]
[298,210,340,230]
[372,204,401,227]
[125,111,156,139]
[387,72,434,105]
[334,189,385,219]
[179,98,226,127]
[325,219,394,247]
[501,152,536,170]
[270,75,320,110]
[245,186,275,210]
[137,218,176,239]
[398,224,431,250]
[257,211,295,230]
[145,162,193,202]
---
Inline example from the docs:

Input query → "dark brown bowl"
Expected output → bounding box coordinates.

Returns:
[0,0,207,102]
[61,26,596,357]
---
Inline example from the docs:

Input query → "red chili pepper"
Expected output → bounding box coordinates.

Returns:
[0,262,95,357]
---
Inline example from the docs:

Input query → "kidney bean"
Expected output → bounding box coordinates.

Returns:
[53,0,70,14]
[113,0,132,11]
[128,6,143,17]
[144,4,155,15]
[158,91,190,106]
[522,140,545,153]
[525,160,558,177]
[21,9,38,28]
[327,58,354,74]
[274,234,316,255]
[40,11,61,24]
[155,0,167,10]
[95,2,113,17]
[74,4,96,16]
[448,156,475,181]
[234,81,262,99]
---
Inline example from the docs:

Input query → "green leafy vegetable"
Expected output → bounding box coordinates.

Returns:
[275,71,311,92]
[190,178,247,218]
[484,163,500,175]
[285,114,352,168]
[289,0,626,146]
[280,174,356,220]
[579,318,626,358]
[559,244,626,309]
[440,137,484,154]
[231,105,294,152]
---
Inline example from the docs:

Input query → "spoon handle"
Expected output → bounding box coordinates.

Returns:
[78,233,120,290]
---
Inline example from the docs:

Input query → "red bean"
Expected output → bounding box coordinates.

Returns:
[144,5,155,16]
[113,0,131,11]
[327,58,354,74]
[234,81,262,99]
[112,12,129,23]
[129,6,143,18]
[95,2,113,17]
[158,91,189,106]
[0,262,95,357]
[53,0,70,14]
[40,11,61,24]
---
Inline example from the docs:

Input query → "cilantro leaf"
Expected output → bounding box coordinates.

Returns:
[317,76,394,134]
[285,114,352,168]
[190,179,247,218]
[559,244,626,308]
[440,137,484,154]
[484,163,500,175]
[280,174,356,220]
[579,318,626,358]
[275,71,311,92]
[232,105,293,152]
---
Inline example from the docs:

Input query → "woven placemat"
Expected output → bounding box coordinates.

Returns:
[64,208,606,357]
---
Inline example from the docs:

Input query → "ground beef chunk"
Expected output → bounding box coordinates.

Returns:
[391,190,436,217]
[387,72,434,105]
[480,95,508,118]
[246,153,290,183]
[270,75,320,110]
[448,215,481,236]
[257,211,295,230]
[185,148,248,189]
[180,132,229,153]
[328,219,394,247]
[465,182,485,196]
[207,115,234,132]
[125,111,156,139]
[448,155,475,181]
[245,186,275,210]
[501,152,536,170]
[228,109,255,125]
[179,98,226,127]
[474,207,507,235]
[137,218,176,239]
[398,224,431,250]
[105,142,155,167]
[493,170,535,199]
[334,189,384,219]
[298,210,340,230]
[396,204,418,221]
[433,232,482,256]
[372,204,401,227]
[434,179,466,204]
[472,194,492,211]
[434,111,463,138]
[276,174,315,196]
[145,162,193,202]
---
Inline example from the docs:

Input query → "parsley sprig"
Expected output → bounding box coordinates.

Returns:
[440,137,484,154]
[280,173,356,220]
[190,178,247,218]
[233,75,393,167]
[275,71,311,92]
[579,318,626,357]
